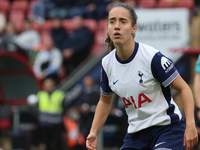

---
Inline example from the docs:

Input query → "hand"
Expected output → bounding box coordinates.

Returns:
[184,123,198,150]
[86,133,97,150]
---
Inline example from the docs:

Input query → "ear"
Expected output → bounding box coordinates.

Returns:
[131,24,137,35]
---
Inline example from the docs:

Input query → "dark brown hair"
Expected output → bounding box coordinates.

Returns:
[105,3,138,52]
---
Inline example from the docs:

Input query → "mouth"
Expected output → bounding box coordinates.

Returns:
[114,32,121,38]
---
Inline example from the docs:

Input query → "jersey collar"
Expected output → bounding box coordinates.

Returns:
[115,42,139,64]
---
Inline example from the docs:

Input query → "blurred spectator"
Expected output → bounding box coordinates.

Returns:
[0,13,6,34]
[193,54,200,150]
[62,15,93,74]
[33,36,63,81]
[48,0,75,19]
[123,0,137,8]
[31,0,57,21]
[91,0,114,21]
[50,17,68,50]
[67,0,94,19]
[65,75,99,150]
[68,0,115,21]
[0,22,18,52]
[15,20,41,53]
[106,0,122,14]
[27,77,66,150]
[83,0,116,21]
[77,75,99,140]
[31,0,72,21]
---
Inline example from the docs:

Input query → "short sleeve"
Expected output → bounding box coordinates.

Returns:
[100,66,114,96]
[195,55,200,73]
[151,52,179,87]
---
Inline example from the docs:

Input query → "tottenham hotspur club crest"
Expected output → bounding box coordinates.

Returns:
[138,71,143,83]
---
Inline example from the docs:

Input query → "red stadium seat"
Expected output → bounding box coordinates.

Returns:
[0,0,10,13]
[11,0,29,12]
[9,10,25,22]
[83,19,97,33]
[98,19,107,31]
[95,30,107,45]
[42,20,52,31]
[62,19,75,32]
[138,0,157,8]
[158,0,177,8]
[9,10,25,32]
[177,0,194,10]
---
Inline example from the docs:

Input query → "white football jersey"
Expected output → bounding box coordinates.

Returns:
[100,42,182,134]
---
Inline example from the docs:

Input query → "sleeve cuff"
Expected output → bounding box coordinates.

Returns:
[162,70,179,87]
[100,87,114,96]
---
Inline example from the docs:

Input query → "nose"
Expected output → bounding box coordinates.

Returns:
[114,21,120,30]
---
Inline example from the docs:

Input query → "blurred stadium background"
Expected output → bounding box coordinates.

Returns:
[0,0,200,150]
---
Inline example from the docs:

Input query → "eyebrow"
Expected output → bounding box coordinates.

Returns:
[109,17,127,21]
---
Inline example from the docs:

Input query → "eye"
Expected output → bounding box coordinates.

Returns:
[110,20,114,24]
[121,20,126,23]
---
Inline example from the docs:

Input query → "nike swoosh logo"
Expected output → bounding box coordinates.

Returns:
[113,79,119,85]
[155,142,166,147]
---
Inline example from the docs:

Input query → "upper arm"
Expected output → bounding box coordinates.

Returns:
[151,52,179,88]
[170,75,189,93]
[100,66,114,96]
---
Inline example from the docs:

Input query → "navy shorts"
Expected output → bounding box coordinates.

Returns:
[120,119,186,150]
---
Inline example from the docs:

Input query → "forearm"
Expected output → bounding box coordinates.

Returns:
[171,75,195,125]
[181,86,195,125]
[90,95,113,135]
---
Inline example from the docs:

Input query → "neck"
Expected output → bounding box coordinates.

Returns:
[115,39,135,60]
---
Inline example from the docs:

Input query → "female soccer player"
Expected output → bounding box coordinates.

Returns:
[86,3,198,150]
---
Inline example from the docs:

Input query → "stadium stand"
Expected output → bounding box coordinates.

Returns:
[158,0,177,8]
[9,10,25,33]
[177,0,195,10]
[138,0,157,8]
[10,0,29,13]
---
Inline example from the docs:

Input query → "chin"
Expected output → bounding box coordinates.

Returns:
[113,40,123,45]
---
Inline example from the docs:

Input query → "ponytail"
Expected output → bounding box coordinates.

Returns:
[105,33,115,52]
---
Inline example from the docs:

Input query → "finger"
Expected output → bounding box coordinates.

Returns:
[195,136,199,146]
[86,141,94,150]
[186,139,192,150]
[87,135,92,140]
[184,136,186,146]
[193,136,198,147]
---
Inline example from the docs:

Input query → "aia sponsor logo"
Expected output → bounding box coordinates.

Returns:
[122,93,152,108]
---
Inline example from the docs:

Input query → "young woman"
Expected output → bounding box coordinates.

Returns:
[86,3,198,150]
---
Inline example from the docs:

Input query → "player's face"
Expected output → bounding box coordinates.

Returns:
[107,7,136,46]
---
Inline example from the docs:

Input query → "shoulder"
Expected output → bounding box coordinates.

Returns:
[138,42,159,56]
[137,42,159,64]
[102,50,115,67]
